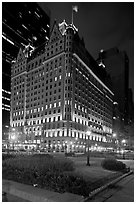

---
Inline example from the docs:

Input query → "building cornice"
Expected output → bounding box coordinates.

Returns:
[73,53,114,96]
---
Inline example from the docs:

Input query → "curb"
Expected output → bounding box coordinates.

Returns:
[83,170,133,202]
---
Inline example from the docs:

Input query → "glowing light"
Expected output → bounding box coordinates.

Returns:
[2,96,10,101]
[2,35,15,45]
[113,133,117,137]
[35,12,40,18]
[120,149,124,154]
[98,61,105,68]
[11,134,16,140]
[122,139,126,144]
[113,101,118,105]
[22,24,28,30]
[86,131,91,135]
[2,104,10,108]
[2,89,11,94]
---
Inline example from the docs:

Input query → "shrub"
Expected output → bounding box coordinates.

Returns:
[2,155,75,179]
[65,152,75,157]
[2,153,16,161]
[101,158,126,172]
[31,153,53,158]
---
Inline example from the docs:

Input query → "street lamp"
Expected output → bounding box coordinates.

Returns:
[86,130,91,166]
[122,139,126,144]
[112,133,117,138]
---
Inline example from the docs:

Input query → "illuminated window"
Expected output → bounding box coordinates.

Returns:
[64,129,67,136]
[72,131,74,137]
[79,133,82,138]
[60,130,62,137]
[76,132,78,138]
[54,131,57,137]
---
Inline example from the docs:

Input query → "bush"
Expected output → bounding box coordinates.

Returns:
[65,152,75,157]
[2,153,16,161]
[31,153,53,158]
[3,154,75,174]
[101,158,126,172]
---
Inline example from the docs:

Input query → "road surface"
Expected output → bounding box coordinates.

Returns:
[89,173,134,202]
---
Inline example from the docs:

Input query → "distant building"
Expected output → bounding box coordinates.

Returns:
[97,47,129,124]
[97,47,134,151]
[128,88,134,123]
[2,2,50,138]
[2,89,11,140]
[10,20,114,152]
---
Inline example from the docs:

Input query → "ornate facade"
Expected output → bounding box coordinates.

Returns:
[10,21,114,152]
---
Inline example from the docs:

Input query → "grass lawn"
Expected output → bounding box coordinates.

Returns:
[68,156,122,183]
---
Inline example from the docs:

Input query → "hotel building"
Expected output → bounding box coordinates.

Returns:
[10,21,114,152]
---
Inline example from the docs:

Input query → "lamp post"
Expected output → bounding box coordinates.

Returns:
[86,130,91,166]
[11,134,16,150]
[112,132,117,151]
[121,139,126,159]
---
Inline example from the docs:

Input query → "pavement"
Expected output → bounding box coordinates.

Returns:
[2,192,30,202]
[88,173,134,202]
[2,179,83,202]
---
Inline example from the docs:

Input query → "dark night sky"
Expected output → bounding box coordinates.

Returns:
[39,2,134,94]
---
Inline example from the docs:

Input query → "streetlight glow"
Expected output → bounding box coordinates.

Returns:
[86,130,91,135]
[113,133,117,137]
[11,134,16,140]
[122,139,126,143]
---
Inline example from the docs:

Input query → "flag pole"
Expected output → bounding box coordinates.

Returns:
[72,7,73,24]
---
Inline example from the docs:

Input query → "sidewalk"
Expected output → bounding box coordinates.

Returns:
[2,192,30,202]
[2,179,83,202]
[90,173,134,202]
